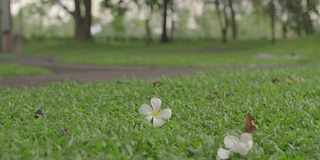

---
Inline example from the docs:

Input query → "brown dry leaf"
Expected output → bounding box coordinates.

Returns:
[152,81,162,86]
[298,76,305,82]
[212,91,219,99]
[285,75,305,84]
[34,109,44,119]
[245,113,256,133]
[285,75,296,84]
[210,122,216,129]
[61,129,70,136]
[225,93,233,98]
[271,78,280,83]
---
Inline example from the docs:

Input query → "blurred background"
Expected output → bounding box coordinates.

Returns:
[0,0,319,50]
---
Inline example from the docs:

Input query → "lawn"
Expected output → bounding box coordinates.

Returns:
[23,34,320,67]
[0,63,51,78]
[1,35,319,78]
[1,66,319,159]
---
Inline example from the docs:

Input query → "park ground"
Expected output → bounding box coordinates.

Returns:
[0,35,319,159]
[1,35,320,87]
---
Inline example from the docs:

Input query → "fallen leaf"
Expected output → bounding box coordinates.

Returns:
[34,109,44,119]
[212,91,219,99]
[152,81,162,86]
[298,76,305,82]
[271,78,280,83]
[61,129,70,136]
[210,122,216,129]
[225,93,233,98]
[285,75,305,84]
[245,113,256,133]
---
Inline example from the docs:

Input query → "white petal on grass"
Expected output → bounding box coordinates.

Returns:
[224,135,239,148]
[240,133,254,149]
[139,104,153,115]
[230,143,250,156]
[151,97,161,112]
[157,108,172,119]
[247,140,254,149]
[153,117,164,127]
[217,148,231,159]
[144,115,153,121]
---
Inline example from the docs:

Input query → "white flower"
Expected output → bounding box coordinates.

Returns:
[139,97,172,127]
[217,133,254,159]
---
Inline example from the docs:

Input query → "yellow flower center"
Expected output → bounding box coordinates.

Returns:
[151,111,158,117]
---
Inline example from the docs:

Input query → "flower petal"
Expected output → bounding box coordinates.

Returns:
[224,135,240,148]
[139,104,153,115]
[158,108,172,119]
[144,115,153,121]
[153,117,164,127]
[230,143,250,156]
[247,140,254,149]
[240,133,254,149]
[151,97,161,112]
[217,148,230,160]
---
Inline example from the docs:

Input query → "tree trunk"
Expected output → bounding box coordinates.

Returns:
[145,19,152,45]
[282,22,288,39]
[222,5,229,43]
[215,0,229,43]
[303,0,314,35]
[58,0,92,41]
[170,1,175,41]
[221,28,228,43]
[302,15,314,35]
[270,0,275,44]
[228,0,237,40]
[171,21,175,41]
[83,0,92,40]
[161,0,170,43]
[145,4,153,45]
[74,18,89,41]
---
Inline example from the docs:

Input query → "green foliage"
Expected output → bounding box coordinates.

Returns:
[0,66,319,159]
[0,64,51,78]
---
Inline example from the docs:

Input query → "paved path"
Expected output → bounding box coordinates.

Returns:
[0,57,210,88]
[0,56,318,88]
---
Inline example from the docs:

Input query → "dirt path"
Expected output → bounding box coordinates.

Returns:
[0,56,317,88]
[0,57,210,88]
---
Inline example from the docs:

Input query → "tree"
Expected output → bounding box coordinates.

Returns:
[141,0,160,44]
[161,0,170,43]
[302,0,315,34]
[214,0,229,43]
[278,0,290,39]
[270,0,275,43]
[276,0,319,37]
[228,0,237,40]
[57,0,92,41]
[145,0,153,44]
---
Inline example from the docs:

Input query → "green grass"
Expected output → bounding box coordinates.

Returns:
[23,35,320,67]
[1,66,319,159]
[0,63,51,78]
